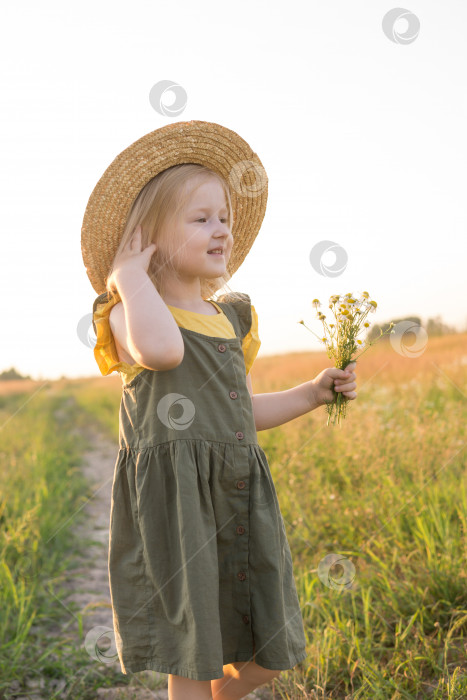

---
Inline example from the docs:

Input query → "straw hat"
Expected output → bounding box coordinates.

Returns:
[81,120,268,295]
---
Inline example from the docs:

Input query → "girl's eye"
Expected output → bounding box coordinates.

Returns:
[196,217,228,223]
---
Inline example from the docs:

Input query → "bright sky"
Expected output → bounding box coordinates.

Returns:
[1,1,466,381]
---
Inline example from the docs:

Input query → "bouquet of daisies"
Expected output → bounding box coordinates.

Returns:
[299,291,394,426]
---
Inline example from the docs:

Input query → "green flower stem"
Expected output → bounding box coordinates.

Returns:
[299,297,395,427]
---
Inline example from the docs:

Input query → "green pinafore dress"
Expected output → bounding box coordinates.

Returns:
[100,292,307,681]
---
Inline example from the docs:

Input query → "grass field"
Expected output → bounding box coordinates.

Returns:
[1,334,466,698]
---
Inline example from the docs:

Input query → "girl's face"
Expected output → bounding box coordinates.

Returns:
[171,178,233,280]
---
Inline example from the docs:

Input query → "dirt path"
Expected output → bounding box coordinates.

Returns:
[54,411,274,699]
[59,418,171,698]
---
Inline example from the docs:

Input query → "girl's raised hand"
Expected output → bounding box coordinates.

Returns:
[108,225,157,290]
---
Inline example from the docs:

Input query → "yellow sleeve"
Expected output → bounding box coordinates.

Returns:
[242,304,261,375]
[92,291,142,377]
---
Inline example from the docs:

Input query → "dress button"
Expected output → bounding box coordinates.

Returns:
[236,480,246,490]
[237,571,247,581]
[242,614,250,624]
[218,343,226,352]
[235,431,244,440]
[229,391,238,399]
[236,525,245,535]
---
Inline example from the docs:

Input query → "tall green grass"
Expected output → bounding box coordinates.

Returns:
[260,347,467,698]
[70,341,467,698]
[0,389,132,699]
[2,335,466,698]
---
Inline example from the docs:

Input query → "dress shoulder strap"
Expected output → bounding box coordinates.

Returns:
[92,290,116,335]
[214,292,253,340]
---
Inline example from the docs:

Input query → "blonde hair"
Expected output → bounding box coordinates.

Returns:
[106,163,240,303]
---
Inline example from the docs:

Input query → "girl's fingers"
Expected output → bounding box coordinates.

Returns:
[334,381,356,391]
[337,369,355,383]
[129,226,142,249]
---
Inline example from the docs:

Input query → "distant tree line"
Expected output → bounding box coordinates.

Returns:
[0,316,464,380]
[366,315,463,342]
[0,367,33,381]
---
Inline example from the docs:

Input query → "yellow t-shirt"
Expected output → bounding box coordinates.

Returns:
[92,292,261,386]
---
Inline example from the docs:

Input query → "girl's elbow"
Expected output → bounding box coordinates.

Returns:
[136,345,184,371]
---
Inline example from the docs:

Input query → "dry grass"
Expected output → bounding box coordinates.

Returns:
[1,334,466,698]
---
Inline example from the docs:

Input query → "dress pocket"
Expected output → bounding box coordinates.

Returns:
[250,445,277,508]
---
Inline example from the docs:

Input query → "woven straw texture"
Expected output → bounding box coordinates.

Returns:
[81,120,268,294]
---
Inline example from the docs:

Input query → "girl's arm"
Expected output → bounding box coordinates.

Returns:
[114,268,185,370]
[247,364,357,432]
[250,380,322,432]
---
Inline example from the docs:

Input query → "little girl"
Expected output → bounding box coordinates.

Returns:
[83,121,357,700]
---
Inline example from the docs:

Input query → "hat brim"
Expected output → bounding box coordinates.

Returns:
[81,120,268,295]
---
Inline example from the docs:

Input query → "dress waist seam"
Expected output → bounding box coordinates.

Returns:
[118,437,261,451]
